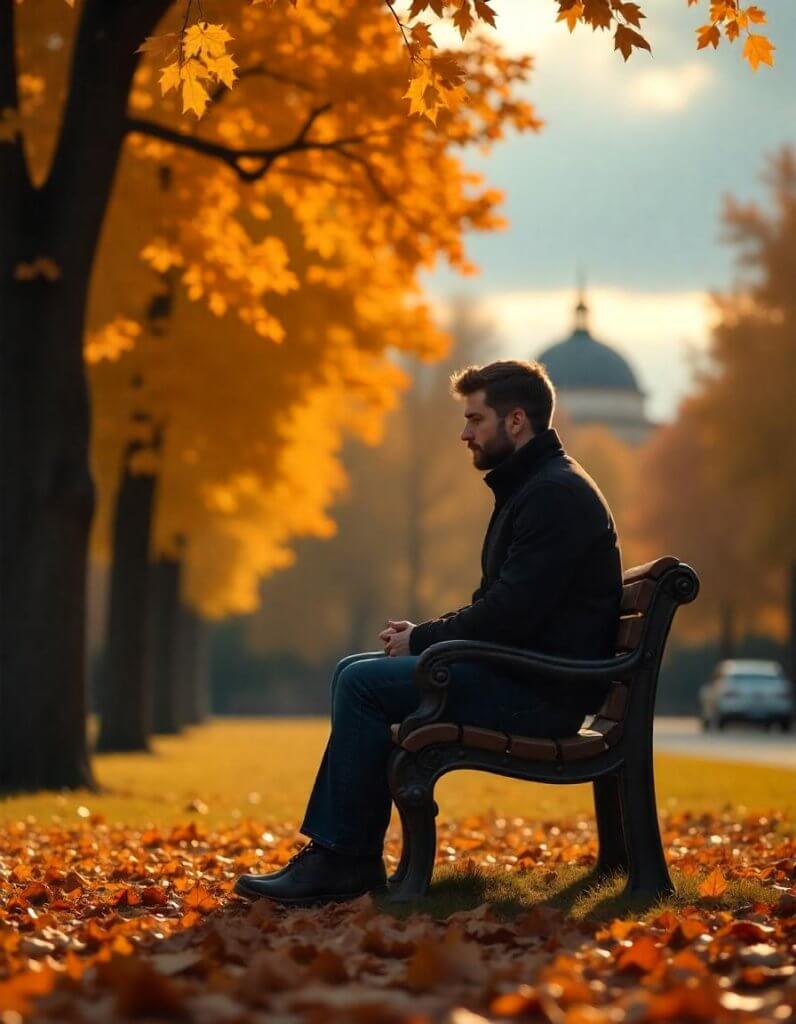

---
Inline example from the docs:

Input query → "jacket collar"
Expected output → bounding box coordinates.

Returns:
[484,427,564,502]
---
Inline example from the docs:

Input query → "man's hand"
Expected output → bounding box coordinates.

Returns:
[378,619,416,657]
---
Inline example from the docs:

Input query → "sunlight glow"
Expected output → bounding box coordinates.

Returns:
[628,64,714,113]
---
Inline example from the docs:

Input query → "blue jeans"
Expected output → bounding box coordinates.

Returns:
[300,652,584,856]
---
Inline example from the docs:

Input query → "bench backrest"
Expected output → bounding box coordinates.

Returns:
[590,557,699,737]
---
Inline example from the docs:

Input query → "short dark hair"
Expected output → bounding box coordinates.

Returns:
[450,360,555,435]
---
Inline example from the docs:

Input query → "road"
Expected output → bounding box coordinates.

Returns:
[653,716,796,769]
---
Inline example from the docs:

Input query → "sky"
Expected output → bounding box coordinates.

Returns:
[426,0,796,420]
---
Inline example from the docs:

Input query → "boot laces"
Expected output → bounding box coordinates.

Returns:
[285,840,324,868]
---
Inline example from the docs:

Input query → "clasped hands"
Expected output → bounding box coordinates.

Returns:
[379,619,416,657]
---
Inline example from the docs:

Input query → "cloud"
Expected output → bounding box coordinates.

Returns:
[626,63,714,113]
[437,286,716,422]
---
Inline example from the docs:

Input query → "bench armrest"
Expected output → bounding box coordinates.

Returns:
[397,640,640,743]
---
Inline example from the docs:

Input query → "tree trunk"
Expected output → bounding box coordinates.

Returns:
[1,281,96,790]
[148,557,183,735]
[177,607,210,726]
[348,586,377,654]
[788,560,796,686]
[95,457,159,752]
[0,0,173,792]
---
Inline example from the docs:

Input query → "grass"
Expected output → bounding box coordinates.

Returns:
[380,861,780,922]
[1,716,793,828]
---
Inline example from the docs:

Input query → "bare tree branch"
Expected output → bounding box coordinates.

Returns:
[125,106,394,186]
[332,147,395,205]
[126,102,423,231]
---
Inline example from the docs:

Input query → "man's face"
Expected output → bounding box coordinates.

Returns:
[460,390,515,471]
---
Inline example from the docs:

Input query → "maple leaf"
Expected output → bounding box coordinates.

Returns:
[583,0,613,31]
[709,1,733,20]
[158,61,181,96]
[557,3,585,32]
[135,33,179,57]
[697,23,721,49]
[403,69,432,118]
[453,0,474,39]
[183,883,217,912]
[182,22,233,62]
[410,22,437,48]
[743,32,775,69]
[180,60,212,119]
[698,865,729,897]
[617,935,662,973]
[409,0,446,17]
[614,24,651,59]
[203,54,239,89]
[474,0,497,27]
[746,5,767,23]
[725,19,740,40]
[616,1,645,26]
[429,52,466,88]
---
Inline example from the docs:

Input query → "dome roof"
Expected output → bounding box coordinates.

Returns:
[537,294,642,394]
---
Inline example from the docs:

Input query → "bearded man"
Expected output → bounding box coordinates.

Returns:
[235,360,622,905]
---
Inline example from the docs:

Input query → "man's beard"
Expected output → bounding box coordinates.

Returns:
[470,420,515,471]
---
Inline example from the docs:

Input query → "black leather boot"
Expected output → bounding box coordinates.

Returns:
[233,840,387,906]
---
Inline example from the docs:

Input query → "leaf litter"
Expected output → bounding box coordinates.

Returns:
[0,809,793,1021]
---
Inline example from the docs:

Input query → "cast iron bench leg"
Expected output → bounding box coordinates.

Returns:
[389,804,411,887]
[593,774,629,877]
[618,758,674,900]
[388,772,438,902]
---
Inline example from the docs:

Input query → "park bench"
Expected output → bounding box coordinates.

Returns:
[387,556,700,903]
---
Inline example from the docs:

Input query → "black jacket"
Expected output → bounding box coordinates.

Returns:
[409,428,622,713]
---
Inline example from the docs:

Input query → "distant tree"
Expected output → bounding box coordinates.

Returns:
[637,398,781,653]
[247,297,497,669]
[696,148,796,670]
[558,423,648,572]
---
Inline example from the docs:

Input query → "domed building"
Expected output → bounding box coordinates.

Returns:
[536,289,653,446]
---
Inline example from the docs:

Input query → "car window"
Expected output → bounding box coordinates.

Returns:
[723,675,789,691]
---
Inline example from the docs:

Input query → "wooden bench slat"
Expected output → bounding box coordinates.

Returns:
[589,717,624,746]
[394,723,459,752]
[598,682,628,721]
[558,732,609,760]
[616,615,645,652]
[507,735,558,761]
[621,578,656,614]
[461,725,509,753]
[622,556,679,584]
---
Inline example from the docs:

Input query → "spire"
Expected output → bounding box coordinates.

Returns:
[574,266,589,333]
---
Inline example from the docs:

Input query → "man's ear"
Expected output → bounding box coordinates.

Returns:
[509,407,527,436]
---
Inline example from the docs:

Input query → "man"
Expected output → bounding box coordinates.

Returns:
[235,360,622,905]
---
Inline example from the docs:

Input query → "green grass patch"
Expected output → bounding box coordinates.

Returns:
[1,717,792,827]
[380,862,781,923]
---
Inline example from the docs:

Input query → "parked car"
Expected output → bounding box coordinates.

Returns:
[700,659,794,732]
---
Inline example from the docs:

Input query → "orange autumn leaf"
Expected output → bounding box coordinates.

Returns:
[183,883,217,913]
[743,31,775,69]
[614,23,651,59]
[616,935,662,973]
[698,866,729,898]
[696,22,720,49]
